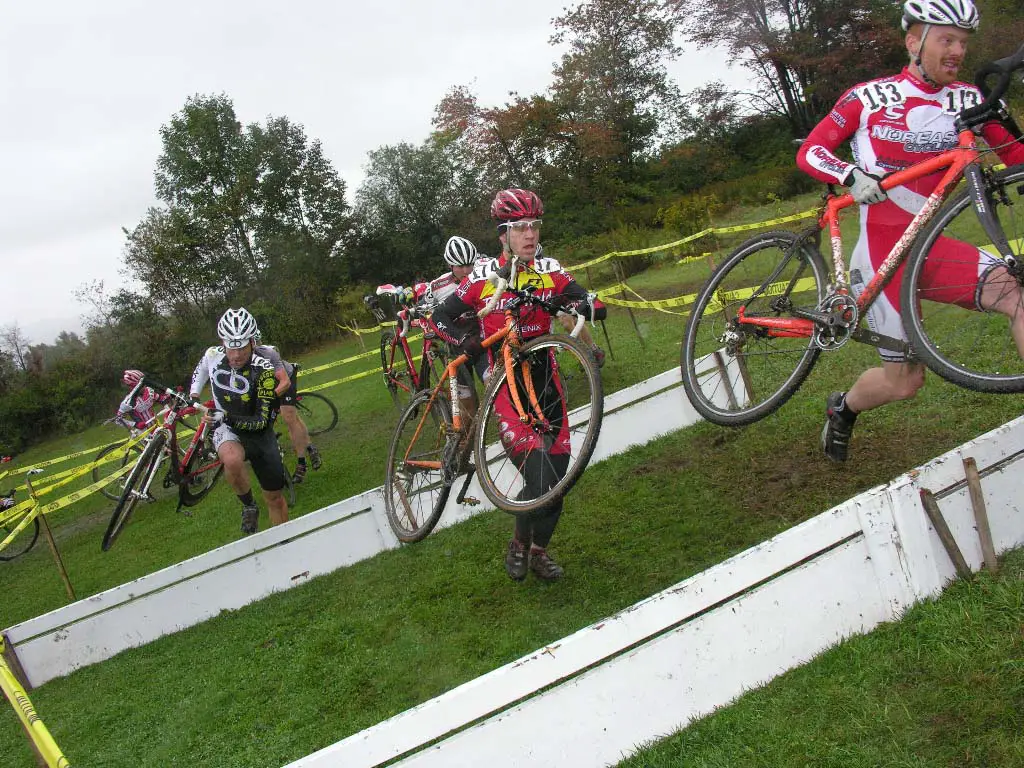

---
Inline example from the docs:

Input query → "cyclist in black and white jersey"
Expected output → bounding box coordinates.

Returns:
[252,336,323,484]
[189,307,289,535]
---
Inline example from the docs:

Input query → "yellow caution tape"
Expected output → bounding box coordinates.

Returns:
[564,209,817,270]
[336,320,398,336]
[303,333,425,376]
[0,637,73,767]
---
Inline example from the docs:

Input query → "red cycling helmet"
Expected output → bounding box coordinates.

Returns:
[490,188,543,222]
[122,369,144,388]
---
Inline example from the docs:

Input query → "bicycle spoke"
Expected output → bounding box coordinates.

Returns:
[903,166,1024,392]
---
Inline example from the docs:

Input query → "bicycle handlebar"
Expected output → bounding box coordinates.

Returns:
[957,43,1024,131]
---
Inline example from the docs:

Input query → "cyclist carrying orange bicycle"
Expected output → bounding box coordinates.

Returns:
[431,188,607,582]
[796,0,1024,462]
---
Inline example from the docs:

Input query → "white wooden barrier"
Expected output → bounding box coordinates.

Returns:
[284,416,1024,768]
[4,362,710,688]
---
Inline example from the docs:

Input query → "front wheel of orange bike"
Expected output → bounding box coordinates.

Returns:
[474,334,603,515]
[902,164,1024,393]
[384,390,454,543]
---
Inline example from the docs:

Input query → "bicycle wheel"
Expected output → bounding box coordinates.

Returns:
[380,330,411,410]
[474,334,603,515]
[902,164,1024,392]
[384,390,454,543]
[102,432,167,551]
[93,440,144,501]
[178,441,224,507]
[0,516,40,562]
[681,231,829,426]
[294,391,338,435]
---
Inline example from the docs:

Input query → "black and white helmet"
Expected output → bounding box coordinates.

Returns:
[217,307,258,349]
[902,0,979,31]
[443,236,478,267]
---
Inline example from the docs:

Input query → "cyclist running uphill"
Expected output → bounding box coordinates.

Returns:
[252,331,323,484]
[431,188,607,582]
[189,308,289,535]
[114,369,174,431]
[796,0,1024,462]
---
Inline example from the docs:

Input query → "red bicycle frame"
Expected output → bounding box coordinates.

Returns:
[736,131,984,339]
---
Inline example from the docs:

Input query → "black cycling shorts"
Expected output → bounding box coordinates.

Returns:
[278,367,299,407]
[214,425,286,492]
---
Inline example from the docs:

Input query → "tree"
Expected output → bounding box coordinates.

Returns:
[352,134,487,282]
[669,0,905,135]
[0,323,31,372]
[551,0,682,165]
[123,93,352,348]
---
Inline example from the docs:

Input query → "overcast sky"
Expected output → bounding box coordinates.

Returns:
[1,0,745,344]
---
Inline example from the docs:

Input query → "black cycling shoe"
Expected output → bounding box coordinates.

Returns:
[822,392,857,463]
[291,462,307,485]
[505,538,529,582]
[240,504,259,535]
[529,547,564,581]
[307,445,322,471]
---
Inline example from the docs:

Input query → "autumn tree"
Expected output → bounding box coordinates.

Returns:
[669,0,905,135]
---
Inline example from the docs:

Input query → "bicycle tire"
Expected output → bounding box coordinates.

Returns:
[102,432,167,551]
[93,440,144,502]
[294,391,338,435]
[275,432,297,507]
[473,334,603,515]
[901,164,1024,393]
[178,441,224,507]
[380,330,409,410]
[383,390,454,543]
[680,231,829,426]
[0,516,40,562]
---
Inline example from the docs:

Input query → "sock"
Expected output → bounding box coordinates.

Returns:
[297,457,307,467]
[238,490,255,506]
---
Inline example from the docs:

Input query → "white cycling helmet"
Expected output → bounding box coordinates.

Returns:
[217,307,258,349]
[902,0,979,31]
[443,236,478,267]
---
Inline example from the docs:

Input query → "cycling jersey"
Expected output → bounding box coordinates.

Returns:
[116,386,166,428]
[254,345,294,377]
[189,347,278,432]
[430,254,605,353]
[797,67,1024,360]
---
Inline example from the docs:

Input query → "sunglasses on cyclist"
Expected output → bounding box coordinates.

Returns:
[503,219,542,232]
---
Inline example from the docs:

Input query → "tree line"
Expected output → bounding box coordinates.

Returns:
[1,0,1020,454]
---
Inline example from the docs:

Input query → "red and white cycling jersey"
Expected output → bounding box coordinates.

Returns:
[798,67,1024,360]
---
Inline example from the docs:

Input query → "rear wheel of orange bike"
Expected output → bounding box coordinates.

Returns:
[474,334,603,515]
[681,230,828,426]
[902,164,1024,393]
[384,390,454,542]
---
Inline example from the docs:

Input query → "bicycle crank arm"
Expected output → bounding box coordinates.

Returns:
[455,466,479,506]
[850,328,912,355]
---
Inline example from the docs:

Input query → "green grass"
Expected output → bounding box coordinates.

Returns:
[618,549,1024,768]
[2,191,1022,766]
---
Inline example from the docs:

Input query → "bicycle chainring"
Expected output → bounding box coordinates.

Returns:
[814,293,858,351]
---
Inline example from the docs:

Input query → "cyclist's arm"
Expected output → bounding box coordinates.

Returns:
[553,274,608,321]
[255,345,291,396]
[188,349,213,400]
[796,89,862,185]
[431,291,478,345]
[224,367,278,432]
[981,119,1024,167]
[273,368,290,396]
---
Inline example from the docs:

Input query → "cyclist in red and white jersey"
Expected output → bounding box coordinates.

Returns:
[431,188,607,582]
[114,369,173,431]
[796,0,1024,462]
